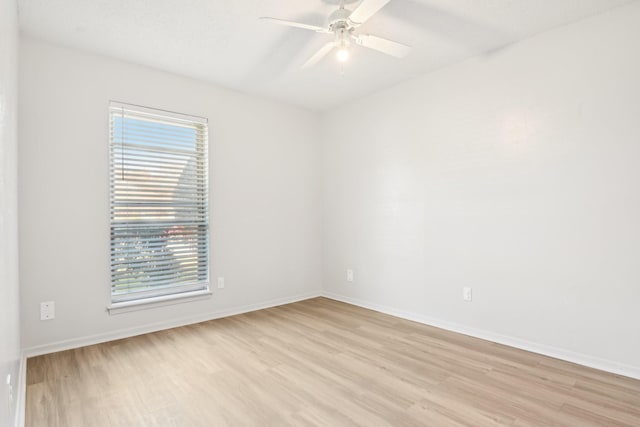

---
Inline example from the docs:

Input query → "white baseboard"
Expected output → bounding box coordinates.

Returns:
[322,291,640,380]
[22,290,322,358]
[15,352,26,427]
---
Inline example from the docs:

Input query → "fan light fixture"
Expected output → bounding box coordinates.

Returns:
[335,28,350,62]
[260,0,411,69]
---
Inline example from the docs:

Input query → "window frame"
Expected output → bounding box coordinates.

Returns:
[107,101,211,312]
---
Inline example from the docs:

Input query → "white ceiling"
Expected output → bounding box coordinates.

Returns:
[18,0,634,111]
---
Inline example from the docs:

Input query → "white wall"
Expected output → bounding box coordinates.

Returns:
[0,0,21,424]
[19,38,322,352]
[321,2,640,377]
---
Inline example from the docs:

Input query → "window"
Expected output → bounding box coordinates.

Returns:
[109,102,209,305]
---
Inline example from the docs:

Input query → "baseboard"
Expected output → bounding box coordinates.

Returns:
[15,352,26,427]
[22,290,322,358]
[322,291,640,380]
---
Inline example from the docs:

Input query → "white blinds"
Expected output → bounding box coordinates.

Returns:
[109,102,209,303]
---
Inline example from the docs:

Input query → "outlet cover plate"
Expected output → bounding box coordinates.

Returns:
[463,287,472,302]
[40,301,55,320]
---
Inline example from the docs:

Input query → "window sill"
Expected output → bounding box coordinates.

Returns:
[107,289,212,315]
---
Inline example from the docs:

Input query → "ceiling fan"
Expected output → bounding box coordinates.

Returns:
[260,0,411,68]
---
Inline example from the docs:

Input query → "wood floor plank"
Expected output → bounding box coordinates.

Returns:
[26,297,640,426]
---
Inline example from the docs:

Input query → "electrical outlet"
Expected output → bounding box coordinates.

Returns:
[40,301,55,320]
[463,287,472,302]
[346,269,354,282]
[217,277,225,289]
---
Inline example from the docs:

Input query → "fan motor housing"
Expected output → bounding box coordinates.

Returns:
[328,8,352,29]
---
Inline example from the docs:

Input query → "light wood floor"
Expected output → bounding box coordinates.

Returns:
[26,297,640,426]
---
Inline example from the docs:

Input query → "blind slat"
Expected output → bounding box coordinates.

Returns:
[111,245,208,257]
[112,142,205,156]
[112,259,207,271]
[112,283,206,303]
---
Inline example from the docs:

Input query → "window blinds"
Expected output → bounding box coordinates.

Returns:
[109,102,209,303]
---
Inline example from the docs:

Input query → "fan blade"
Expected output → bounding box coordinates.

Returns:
[348,0,391,25]
[302,42,336,69]
[355,34,411,58]
[259,17,328,33]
